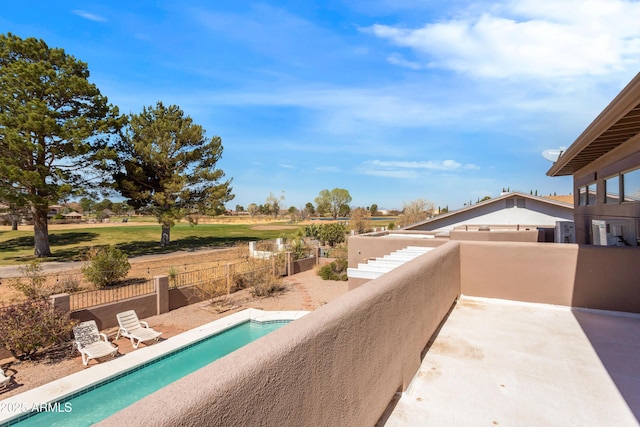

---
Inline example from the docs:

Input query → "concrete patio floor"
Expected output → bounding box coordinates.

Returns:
[382,296,640,427]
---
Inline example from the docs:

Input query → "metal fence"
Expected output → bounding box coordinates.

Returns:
[69,279,156,311]
[169,264,226,289]
[5,242,309,311]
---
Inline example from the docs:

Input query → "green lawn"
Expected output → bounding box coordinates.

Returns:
[0,223,303,266]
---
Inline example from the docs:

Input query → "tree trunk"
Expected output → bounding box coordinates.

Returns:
[33,205,51,257]
[11,219,18,231]
[160,224,171,246]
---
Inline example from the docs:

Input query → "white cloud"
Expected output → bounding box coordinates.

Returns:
[72,10,107,22]
[358,159,480,179]
[314,166,340,173]
[367,0,640,79]
[278,164,296,169]
[387,53,424,70]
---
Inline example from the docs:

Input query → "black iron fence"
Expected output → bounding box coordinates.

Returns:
[69,279,155,311]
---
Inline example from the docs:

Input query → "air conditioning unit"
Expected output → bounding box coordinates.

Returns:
[555,221,575,243]
[591,219,631,246]
[591,220,608,245]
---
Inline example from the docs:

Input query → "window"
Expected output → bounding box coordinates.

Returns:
[622,168,640,202]
[587,183,597,205]
[579,183,597,206]
[579,186,587,206]
[506,198,525,208]
[604,175,620,204]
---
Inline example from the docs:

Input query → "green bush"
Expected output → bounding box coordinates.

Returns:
[318,257,348,281]
[318,223,348,246]
[81,246,131,288]
[0,299,77,360]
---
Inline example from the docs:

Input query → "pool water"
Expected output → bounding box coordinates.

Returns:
[11,320,286,426]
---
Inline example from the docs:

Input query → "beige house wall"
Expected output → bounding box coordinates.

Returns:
[72,294,157,330]
[450,229,543,242]
[459,241,577,306]
[460,241,640,313]
[100,242,462,427]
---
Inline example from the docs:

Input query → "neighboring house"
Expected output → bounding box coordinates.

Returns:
[47,204,64,219]
[402,191,573,234]
[63,211,82,220]
[547,72,640,246]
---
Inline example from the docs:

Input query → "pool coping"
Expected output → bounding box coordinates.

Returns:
[0,309,308,424]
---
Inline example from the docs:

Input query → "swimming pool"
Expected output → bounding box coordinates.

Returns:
[0,309,307,426]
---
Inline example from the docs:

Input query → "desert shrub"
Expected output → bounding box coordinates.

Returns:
[238,258,284,297]
[195,276,228,302]
[318,257,348,281]
[11,260,47,299]
[250,272,283,297]
[387,222,396,230]
[81,246,131,288]
[58,275,81,293]
[167,266,178,287]
[0,299,77,360]
[289,238,311,261]
[304,224,322,240]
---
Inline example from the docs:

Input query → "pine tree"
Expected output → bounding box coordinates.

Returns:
[112,102,233,246]
[0,33,120,256]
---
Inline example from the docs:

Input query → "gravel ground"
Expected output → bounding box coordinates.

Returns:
[0,268,348,400]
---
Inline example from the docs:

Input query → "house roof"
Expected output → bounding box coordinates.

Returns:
[547,72,640,177]
[543,194,574,205]
[403,191,573,230]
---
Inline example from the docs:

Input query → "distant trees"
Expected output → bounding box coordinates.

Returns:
[314,188,352,219]
[350,207,371,234]
[396,198,435,228]
[248,203,259,219]
[304,202,315,216]
[79,197,96,215]
[111,102,233,246]
[0,33,121,256]
[369,203,379,216]
[265,192,285,219]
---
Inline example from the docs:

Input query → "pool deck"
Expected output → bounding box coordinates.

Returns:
[381,296,640,426]
[0,309,307,424]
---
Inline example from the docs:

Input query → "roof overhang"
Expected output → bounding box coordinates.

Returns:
[547,73,640,177]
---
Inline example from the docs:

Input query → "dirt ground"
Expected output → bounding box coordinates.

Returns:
[0,268,348,400]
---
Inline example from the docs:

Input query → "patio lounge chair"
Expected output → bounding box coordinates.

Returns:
[73,320,119,366]
[1,368,11,389]
[116,310,162,349]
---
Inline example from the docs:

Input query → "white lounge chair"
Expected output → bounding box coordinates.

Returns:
[73,320,119,366]
[0,368,11,389]
[116,310,162,349]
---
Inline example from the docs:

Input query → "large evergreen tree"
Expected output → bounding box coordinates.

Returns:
[0,33,120,256]
[113,102,234,246]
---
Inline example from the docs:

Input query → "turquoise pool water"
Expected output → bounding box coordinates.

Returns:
[8,320,287,427]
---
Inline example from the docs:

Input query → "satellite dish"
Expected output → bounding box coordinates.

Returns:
[542,146,566,163]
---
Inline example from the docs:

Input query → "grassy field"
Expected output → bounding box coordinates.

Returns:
[0,222,304,266]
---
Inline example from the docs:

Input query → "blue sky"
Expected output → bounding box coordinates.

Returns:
[3,1,640,211]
